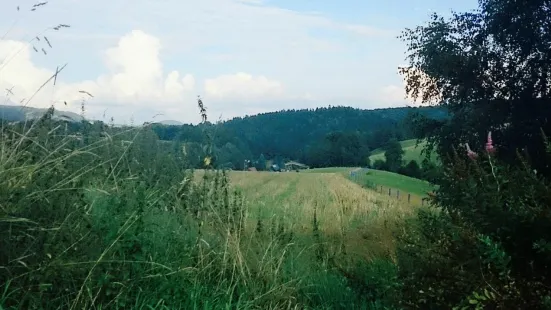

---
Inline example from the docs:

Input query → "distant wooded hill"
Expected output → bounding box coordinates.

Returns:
[0,104,83,122]
[0,104,447,170]
[151,106,448,169]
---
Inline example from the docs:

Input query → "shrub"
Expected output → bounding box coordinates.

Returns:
[372,159,387,170]
[396,131,551,309]
[398,160,422,179]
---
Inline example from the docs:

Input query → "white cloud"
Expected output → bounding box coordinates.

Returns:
[0,28,286,124]
[379,84,433,108]
[58,30,196,105]
[0,0,411,124]
[380,85,408,107]
[204,72,284,100]
[0,29,199,122]
[0,39,52,101]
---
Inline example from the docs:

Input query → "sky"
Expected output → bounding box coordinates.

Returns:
[0,0,478,125]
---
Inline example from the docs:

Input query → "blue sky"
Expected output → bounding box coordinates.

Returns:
[0,0,478,124]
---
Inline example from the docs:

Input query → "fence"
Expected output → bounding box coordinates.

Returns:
[374,185,429,206]
[349,168,429,206]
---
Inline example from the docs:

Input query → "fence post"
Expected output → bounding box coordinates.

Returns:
[388,188,391,196]
[408,193,411,204]
[397,190,400,199]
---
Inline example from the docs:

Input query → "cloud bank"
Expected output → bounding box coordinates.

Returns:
[0,0,419,124]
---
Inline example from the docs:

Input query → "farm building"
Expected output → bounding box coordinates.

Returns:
[284,161,309,171]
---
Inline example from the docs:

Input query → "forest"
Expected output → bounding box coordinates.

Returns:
[150,105,447,170]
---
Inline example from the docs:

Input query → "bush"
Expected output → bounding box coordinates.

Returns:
[398,160,422,179]
[372,159,387,170]
[396,131,551,309]
[420,159,442,184]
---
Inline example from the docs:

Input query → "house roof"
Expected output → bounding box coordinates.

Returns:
[285,161,309,168]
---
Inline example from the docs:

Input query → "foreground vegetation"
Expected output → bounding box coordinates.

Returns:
[0,113,414,309]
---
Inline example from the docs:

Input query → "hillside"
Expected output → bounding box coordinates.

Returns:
[0,104,447,170]
[0,104,184,125]
[306,166,435,202]
[369,138,440,164]
[0,104,83,122]
[152,105,448,169]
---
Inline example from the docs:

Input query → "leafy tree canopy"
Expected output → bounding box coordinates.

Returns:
[400,0,551,178]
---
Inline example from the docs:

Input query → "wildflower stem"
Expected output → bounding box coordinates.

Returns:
[488,153,500,192]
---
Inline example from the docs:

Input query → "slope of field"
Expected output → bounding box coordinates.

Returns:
[307,167,434,200]
[369,139,439,164]
[228,171,415,260]
[357,169,434,197]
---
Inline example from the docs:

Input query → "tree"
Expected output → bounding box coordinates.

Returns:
[273,155,285,170]
[398,0,551,307]
[372,159,387,170]
[256,154,267,171]
[400,0,551,179]
[383,139,404,172]
[399,160,421,178]
[217,142,245,170]
[420,159,441,183]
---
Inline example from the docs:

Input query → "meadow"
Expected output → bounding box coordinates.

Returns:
[368,139,439,164]
[228,170,415,261]
[351,169,434,197]
[306,167,435,205]
[0,120,420,309]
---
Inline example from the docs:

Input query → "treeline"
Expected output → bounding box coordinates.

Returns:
[151,106,448,170]
[1,105,447,173]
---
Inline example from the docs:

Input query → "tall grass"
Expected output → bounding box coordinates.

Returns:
[0,5,417,308]
[0,110,414,308]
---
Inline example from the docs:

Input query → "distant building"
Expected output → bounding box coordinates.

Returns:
[244,159,253,171]
[247,167,257,172]
[284,161,309,171]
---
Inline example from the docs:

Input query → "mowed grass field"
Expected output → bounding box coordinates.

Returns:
[353,169,434,205]
[227,170,416,261]
[369,139,440,164]
[355,169,434,196]
[306,167,435,204]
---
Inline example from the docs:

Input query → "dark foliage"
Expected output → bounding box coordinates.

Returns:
[400,0,551,180]
[398,160,422,179]
[383,139,405,172]
[398,0,551,308]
